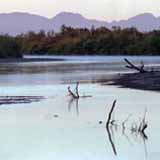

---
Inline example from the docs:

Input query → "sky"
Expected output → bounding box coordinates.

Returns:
[0,0,160,21]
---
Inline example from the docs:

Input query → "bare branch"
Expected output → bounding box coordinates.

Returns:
[67,82,92,99]
[75,82,80,98]
[67,86,78,99]
[106,100,117,127]
[124,58,147,73]
[106,100,117,156]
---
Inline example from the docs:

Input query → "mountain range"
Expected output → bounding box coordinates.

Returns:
[0,12,160,35]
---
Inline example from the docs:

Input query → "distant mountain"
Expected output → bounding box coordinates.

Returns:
[0,12,160,35]
[110,13,160,31]
[51,12,108,31]
[0,12,52,35]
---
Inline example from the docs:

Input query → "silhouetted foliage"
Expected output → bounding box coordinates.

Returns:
[0,35,22,58]
[1,26,160,58]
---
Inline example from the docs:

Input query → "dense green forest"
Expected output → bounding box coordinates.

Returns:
[0,35,22,58]
[1,25,160,58]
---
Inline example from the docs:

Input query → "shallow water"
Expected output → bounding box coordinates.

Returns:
[0,56,160,160]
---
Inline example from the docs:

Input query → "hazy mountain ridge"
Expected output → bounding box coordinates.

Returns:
[109,13,160,31]
[0,12,159,35]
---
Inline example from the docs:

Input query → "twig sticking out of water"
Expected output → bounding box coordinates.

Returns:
[106,100,117,127]
[106,100,117,156]
[68,82,80,99]
[67,82,92,99]
[75,82,80,98]
[105,100,149,156]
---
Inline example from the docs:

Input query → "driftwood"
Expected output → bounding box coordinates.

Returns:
[124,58,147,73]
[109,58,160,91]
[68,86,78,99]
[68,82,92,99]
[68,82,80,99]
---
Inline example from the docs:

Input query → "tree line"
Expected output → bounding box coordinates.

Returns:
[1,25,160,58]
[0,35,22,58]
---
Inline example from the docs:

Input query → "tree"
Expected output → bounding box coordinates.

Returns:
[0,35,22,58]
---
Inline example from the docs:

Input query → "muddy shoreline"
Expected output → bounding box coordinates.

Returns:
[110,71,160,92]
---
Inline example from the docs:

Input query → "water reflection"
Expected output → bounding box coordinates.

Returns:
[106,122,117,155]
[105,101,149,158]
[68,97,79,116]
[1,56,160,85]
[106,118,149,158]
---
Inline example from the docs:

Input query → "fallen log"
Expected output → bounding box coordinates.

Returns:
[124,58,147,73]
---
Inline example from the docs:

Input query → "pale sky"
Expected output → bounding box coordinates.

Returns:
[0,0,160,21]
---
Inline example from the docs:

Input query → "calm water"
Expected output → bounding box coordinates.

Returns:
[0,56,160,160]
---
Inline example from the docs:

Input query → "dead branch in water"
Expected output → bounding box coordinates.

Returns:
[124,58,147,73]
[68,86,78,99]
[106,100,117,156]
[106,100,117,127]
[67,82,92,99]
[67,82,80,99]
[75,82,80,98]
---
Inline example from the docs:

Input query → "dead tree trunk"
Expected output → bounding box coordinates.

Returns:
[124,58,147,73]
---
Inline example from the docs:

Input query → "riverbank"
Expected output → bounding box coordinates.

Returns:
[1,55,160,92]
[109,71,160,92]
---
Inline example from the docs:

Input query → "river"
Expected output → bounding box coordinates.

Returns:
[0,56,159,160]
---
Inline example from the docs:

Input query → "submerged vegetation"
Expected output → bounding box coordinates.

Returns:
[1,25,160,58]
[106,100,148,156]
